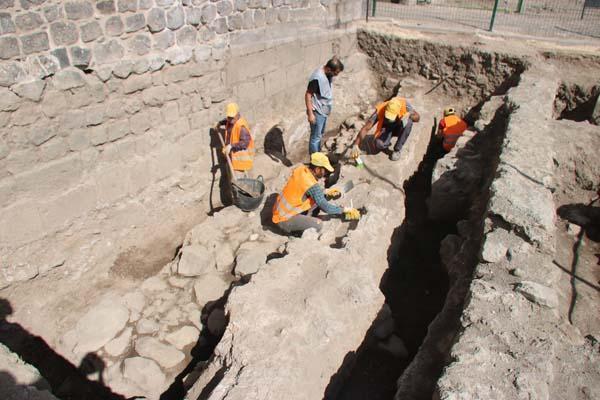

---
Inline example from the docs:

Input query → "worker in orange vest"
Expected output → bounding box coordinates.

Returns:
[272,152,360,234]
[220,102,255,173]
[436,107,468,152]
[351,97,420,161]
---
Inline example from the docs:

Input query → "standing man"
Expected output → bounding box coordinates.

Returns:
[305,57,344,154]
[436,107,467,153]
[272,152,360,234]
[351,97,420,161]
[220,102,255,173]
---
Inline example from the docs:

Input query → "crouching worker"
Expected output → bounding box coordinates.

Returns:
[351,97,420,161]
[272,152,360,234]
[219,102,255,173]
[436,107,467,153]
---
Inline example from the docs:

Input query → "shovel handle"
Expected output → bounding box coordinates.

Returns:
[214,125,237,183]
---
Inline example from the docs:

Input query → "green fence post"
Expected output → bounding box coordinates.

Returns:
[489,0,500,31]
[372,0,377,17]
[516,0,524,13]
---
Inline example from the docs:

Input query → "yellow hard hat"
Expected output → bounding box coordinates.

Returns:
[225,102,239,118]
[310,152,334,172]
[443,107,455,117]
[384,97,403,121]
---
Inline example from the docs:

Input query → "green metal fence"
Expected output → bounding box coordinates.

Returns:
[367,0,600,39]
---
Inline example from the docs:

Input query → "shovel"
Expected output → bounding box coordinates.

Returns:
[214,126,258,199]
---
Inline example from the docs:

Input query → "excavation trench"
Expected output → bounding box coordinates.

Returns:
[324,99,514,400]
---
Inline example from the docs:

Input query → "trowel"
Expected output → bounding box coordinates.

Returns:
[329,180,354,199]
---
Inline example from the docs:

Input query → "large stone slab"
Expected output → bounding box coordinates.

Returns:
[62,297,129,354]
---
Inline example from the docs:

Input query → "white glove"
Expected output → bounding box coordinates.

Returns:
[222,144,232,155]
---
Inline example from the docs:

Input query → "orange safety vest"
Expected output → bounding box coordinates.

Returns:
[225,117,255,171]
[374,99,407,138]
[441,115,467,152]
[272,165,317,224]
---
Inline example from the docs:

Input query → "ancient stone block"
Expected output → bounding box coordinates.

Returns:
[105,16,124,36]
[0,61,26,87]
[242,9,253,28]
[0,0,14,8]
[67,128,90,150]
[41,90,66,117]
[80,21,102,42]
[118,0,137,12]
[254,8,265,26]
[266,7,277,24]
[149,55,165,71]
[228,13,242,30]
[50,47,70,68]
[186,6,202,25]
[123,74,152,94]
[176,25,196,46]
[152,30,174,52]
[20,31,49,54]
[126,13,145,32]
[277,6,289,22]
[167,5,184,30]
[0,87,19,111]
[200,3,216,24]
[15,12,43,32]
[84,104,105,126]
[212,17,227,34]
[96,0,116,14]
[147,7,166,32]
[156,0,174,6]
[135,337,184,369]
[12,79,45,101]
[53,68,85,90]
[107,119,131,141]
[139,0,153,9]
[127,34,151,56]
[217,0,233,16]
[0,14,15,38]
[234,0,247,11]
[0,36,19,59]
[94,39,124,64]
[64,1,94,20]
[166,46,192,65]
[272,0,283,6]
[69,46,91,68]
[50,21,79,45]
[88,125,107,145]
[142,85,165,106]
[193,274,229,305]
[19,0,45,10]
[129,110,152,134]
[42,4,62,22]
[112,59,134,78]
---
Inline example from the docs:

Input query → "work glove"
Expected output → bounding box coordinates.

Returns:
[351,144,361,159]
[222,144,231,155]
[343,207,360,221]
[325,188,342,200]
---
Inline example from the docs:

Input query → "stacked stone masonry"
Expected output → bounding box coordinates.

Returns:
[0,21,358,288]
[0,0,361,84]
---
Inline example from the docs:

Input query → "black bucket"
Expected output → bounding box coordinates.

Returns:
[232,175,265,212]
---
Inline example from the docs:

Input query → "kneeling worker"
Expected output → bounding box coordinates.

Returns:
[220,102,255,172]
[272,152,360,234]
[351,96,420,161]
[436,107,467,153]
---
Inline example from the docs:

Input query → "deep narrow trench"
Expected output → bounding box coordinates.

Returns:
[325,133,453,400]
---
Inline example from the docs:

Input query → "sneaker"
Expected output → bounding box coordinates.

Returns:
[391,151,401,161]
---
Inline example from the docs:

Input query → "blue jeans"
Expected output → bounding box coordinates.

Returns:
[309,112,328,154]
[376,118,413,152]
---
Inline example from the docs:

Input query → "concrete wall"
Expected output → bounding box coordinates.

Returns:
[0,0,362,288]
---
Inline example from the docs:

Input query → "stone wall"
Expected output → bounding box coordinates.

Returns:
[0,0,362,288]
[0,0,363,83]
